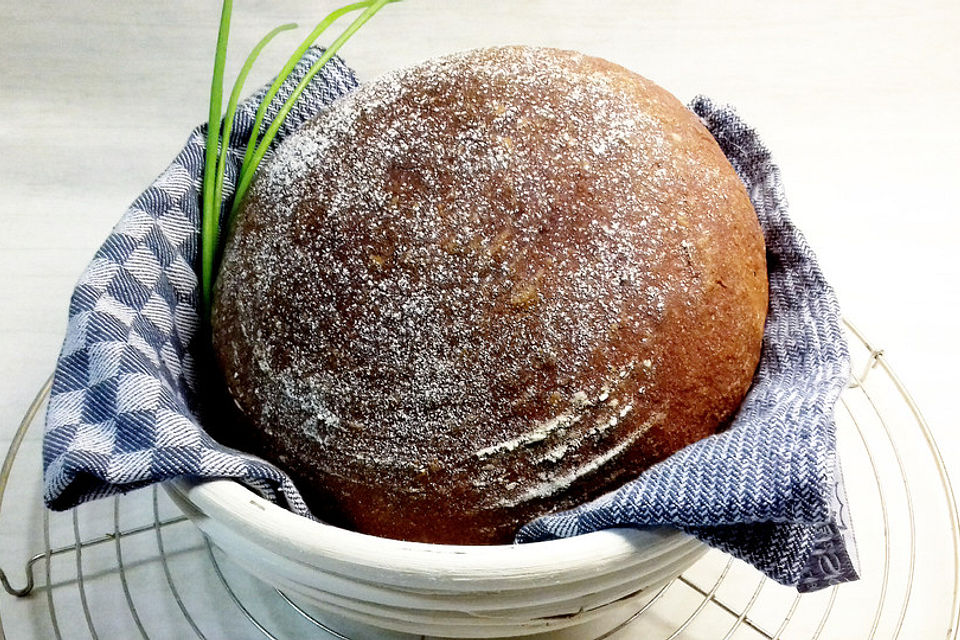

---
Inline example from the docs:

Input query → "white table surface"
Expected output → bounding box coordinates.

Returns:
[2,0,958,637]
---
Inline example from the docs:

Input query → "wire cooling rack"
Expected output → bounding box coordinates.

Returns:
[1,319,958,640]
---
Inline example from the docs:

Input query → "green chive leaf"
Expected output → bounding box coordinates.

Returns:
[201,0,402,321]
[214,22,298,252]
[235,0,392,191]
[202,0,234,318]
[233,0,394,212]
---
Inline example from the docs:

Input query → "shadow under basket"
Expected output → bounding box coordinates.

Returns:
[164,478,707,639]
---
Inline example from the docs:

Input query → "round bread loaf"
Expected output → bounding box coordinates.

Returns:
[212,46,768,545]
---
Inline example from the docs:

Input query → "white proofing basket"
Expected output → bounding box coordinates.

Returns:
[165,478,707,638]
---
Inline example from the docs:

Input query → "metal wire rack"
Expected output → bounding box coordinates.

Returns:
[1,319,958,639]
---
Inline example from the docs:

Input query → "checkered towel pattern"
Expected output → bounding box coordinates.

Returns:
[43,49,857,591]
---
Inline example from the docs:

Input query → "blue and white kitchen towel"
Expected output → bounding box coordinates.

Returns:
[43,47,857,592]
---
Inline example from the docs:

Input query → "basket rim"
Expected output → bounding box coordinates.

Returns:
[166,476,697,585]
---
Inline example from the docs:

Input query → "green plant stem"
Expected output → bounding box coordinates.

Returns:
[202,0,234,318]
[199,0,402,321]
[213,22,298,251]
[232,0,391,213]
[235,0,386,196]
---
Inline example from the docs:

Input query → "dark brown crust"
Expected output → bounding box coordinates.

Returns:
[212,46,768,544]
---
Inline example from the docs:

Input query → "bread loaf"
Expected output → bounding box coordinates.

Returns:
[212,46,768,544]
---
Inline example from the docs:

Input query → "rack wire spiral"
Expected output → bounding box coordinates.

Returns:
[1,319,958,639]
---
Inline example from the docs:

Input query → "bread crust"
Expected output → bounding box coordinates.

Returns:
[212,46,768,544]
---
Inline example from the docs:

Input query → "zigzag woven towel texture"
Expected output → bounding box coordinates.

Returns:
[42,49,857,591]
